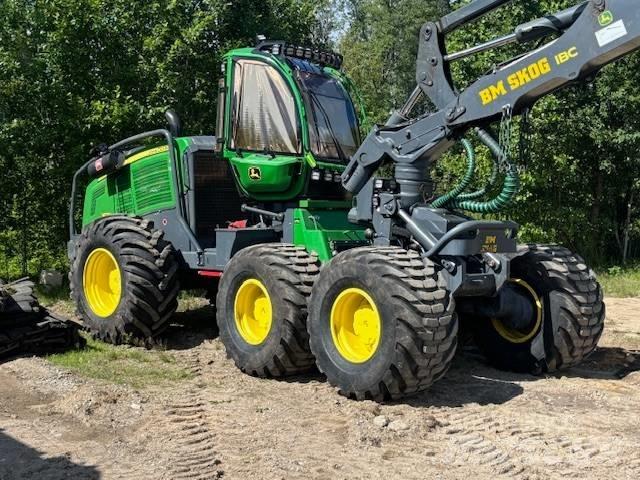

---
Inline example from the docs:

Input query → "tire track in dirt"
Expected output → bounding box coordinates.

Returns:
[163,348,223,480]
[437,407,529,478]
[433,400,635,479]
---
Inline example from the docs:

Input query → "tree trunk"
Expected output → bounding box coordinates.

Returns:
[622,188,634,265]
[591,168,603,226]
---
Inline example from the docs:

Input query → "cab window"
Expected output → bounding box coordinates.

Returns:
[230,59,300,154]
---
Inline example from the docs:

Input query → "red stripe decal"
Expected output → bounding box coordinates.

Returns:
[197,270,223,278]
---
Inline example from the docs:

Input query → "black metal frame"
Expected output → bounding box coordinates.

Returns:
[254,39,344,70]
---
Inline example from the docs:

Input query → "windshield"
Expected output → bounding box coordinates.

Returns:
[296,69,360,163]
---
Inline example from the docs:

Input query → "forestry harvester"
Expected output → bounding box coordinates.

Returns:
[69,0,639,400]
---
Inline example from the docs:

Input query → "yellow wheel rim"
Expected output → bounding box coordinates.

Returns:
[330,288,381,363]
[83,248,122,318]
[491,278,543,344]
[234,279,273,345]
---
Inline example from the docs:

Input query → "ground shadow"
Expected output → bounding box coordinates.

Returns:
[559,346,640,380]
[280,370,325,385]
[403,347,526,408]
[0,430,100,479]
[161,304,219,350]
[454,345,640,382]
[403,345,640,408]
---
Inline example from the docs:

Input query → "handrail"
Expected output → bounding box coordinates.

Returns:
[68,129,203,256]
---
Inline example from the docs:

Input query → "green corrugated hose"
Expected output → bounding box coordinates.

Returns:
[436,127,520,214]
[430,138,476,209]
[456,148,500,201]
[447,168,520,213]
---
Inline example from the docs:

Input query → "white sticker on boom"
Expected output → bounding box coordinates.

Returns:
[596,20,628,47]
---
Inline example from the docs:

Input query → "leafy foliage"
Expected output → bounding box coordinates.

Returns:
[0,0,328,278]
[1,0,638,281]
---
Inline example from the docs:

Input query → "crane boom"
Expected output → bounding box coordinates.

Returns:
[342,0,640,201]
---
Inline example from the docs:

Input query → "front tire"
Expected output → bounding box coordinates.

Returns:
[469,244,605,373]
[70,216,180,344]
[308,247,458,402]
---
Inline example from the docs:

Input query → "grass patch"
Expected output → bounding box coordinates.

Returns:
[34,284,71,306]
[597,266,640,298]
[34,284,75,318]
[48,335,194,388]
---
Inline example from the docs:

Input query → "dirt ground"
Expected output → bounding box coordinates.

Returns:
[1,297,639,480]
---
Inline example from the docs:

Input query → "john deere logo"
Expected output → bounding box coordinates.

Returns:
[248,166,261,181]
[599,10,614,26]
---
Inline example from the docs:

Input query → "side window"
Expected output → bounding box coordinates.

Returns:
[230,59,300,154]
[215,77,225,151]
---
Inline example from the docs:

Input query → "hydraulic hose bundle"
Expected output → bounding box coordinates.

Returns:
[430,128,520,213]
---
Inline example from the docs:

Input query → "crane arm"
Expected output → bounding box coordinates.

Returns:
[342,0,640,198]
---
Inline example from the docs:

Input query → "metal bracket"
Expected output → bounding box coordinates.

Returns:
[416,22,456,110]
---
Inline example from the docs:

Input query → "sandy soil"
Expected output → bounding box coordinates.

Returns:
[1,297,639,480]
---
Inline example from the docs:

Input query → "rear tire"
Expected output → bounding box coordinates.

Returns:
[469,244,605,373]
[308,247,458,401]
[70,215,180,344]
[216,244,320,377]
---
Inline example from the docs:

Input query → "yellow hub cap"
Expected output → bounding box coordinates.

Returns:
[492,278,543,344]
[83,248,122,318]
[234,279,273,345]
[330,288,381,363]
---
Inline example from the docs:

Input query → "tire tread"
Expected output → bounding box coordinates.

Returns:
[523,244,604,371]
[217,243,320,377]
[70,216,179,344]
[309,246,458,401]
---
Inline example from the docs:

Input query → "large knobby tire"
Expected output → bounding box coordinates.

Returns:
[216,244,320,376]
[0,279,41,352]
[470,244,605,373]
[308,247,458,401]
[1,279,85,358]
[70,215,180,344]
[0,279,40,326]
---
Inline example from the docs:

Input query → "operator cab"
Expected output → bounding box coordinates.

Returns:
[186,41,363,249]
[212,40,363,206]
[74,40,364,256]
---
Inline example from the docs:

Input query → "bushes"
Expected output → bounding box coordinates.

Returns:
[0,0,329,280]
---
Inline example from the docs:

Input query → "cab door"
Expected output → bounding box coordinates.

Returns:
[223,57,308,201]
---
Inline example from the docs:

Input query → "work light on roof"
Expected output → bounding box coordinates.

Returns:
[255,37,344,70]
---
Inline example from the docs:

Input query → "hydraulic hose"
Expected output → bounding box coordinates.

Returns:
[456,131,500,201]
[446,127,520,213]
[430,138,476,209]
[447,171,520,213]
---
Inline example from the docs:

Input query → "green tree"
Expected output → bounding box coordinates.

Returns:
[338,0,446,122]
[0,0,328,278]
